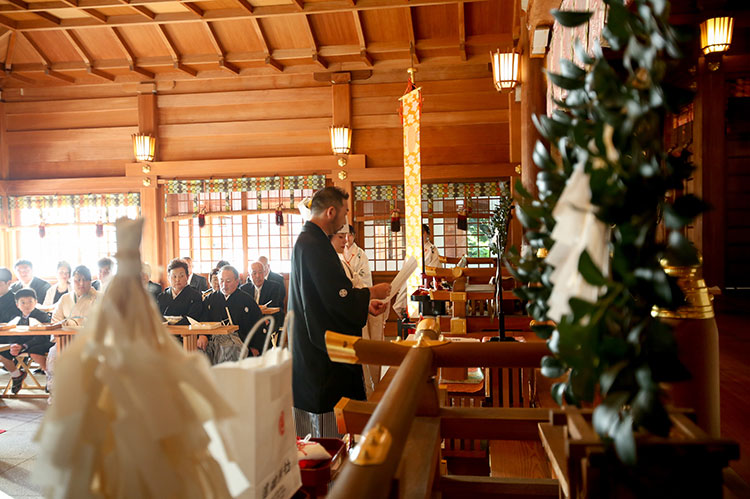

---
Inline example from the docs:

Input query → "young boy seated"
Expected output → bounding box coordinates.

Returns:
[0,288,52,394]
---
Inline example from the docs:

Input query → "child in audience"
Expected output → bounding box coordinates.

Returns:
[0,288,52,394]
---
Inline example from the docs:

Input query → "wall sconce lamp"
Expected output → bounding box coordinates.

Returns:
[491,49,520,92]
[701,17,734,71]
[330,126,352,167]
[132,133,156,163]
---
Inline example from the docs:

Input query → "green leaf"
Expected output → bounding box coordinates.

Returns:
[514,177,532,200]
[560,59,586,79]
[531,323,555,340]
[551,9,592,28]
[613,415,637,465]
[533,140,556,170]
[546,70,585,91]
[541,355,566,378]
[593,391,629,436]
[551,382,566,406]
[578,250,608,286]
[663,195,709,229]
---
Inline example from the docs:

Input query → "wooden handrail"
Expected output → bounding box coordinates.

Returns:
[328,346,434,499]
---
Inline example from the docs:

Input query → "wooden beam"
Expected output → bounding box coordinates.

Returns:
[111,26,154,79]
[2,176,144,195]
[250,17,283,72]
[457,1,466,61]
[4,31,16,71]
[291,0,304,10]
[34,11,62,25]
[264,56,283,72]
[439,475,559,498]
[301,13,323,66]
[0,103,8,180]
[174,61,197,76]
[4,0,28,10]
[4,70,34,84]
[352,11,372,67]
[45,68,75,83]
[80,8,107,23]
[204,21,238,74]
[10,0,493,32]
[219,59,241,75]
[88,66,116,81]
[405,6,419,64]
[235,0,253,14]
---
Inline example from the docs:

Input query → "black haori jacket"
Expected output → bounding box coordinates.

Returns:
[289,221,370,414]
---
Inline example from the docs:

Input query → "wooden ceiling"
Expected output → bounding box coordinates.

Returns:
[0,0,519,87]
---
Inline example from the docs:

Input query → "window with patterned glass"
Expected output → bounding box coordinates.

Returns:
[14,200,140,278]
[176,188,315,276]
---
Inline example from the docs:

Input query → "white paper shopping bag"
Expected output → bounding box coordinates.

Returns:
[211,314,302,499]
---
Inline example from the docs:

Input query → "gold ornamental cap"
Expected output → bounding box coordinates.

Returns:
[652,254,714,320]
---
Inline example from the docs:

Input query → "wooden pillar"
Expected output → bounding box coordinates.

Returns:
[0,102,9,181]
[331,73,355,219]
[520,54,546,198]
[693,56,726,289]
[508,87,523,251]
[136,86,166,285]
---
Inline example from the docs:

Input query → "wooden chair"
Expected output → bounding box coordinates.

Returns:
[1,349,47,398]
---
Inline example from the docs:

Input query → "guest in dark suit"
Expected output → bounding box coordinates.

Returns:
[183,256,209,293]
[202,265,263,353]
[0,267,20,323]
[142,263,162,301]
[240,261,285,330]
[91,257,114,292]
[10,260,50,302]
[258,256,285,289]
[158,259,204,326]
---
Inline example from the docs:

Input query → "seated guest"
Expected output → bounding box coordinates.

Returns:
[240,261,285,329]
[1,289,53,394]
[258,256,285,289]
[43,261,71,306]
[142,263,162,301]
[52,265,98,326]
[48,265,98,398]
[91,257,114,292]
[0,267,19,323]
[10,259,51,302]
[203,268,220,299]
[183,256,209,292]
[202,266,263,353]
[158,259,204,326]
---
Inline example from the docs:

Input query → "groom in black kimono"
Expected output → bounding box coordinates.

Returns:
[289,186,390,438]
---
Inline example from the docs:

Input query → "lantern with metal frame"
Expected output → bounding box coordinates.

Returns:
[701,17,734,55]
[330,126,352,167]
[132,133,156,163]
[491,49,520,92]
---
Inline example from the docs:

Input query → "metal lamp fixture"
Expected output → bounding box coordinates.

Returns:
[330,126,352,167]
[132,133,156,162]
[491,50,520,92]
[701,17,734,55]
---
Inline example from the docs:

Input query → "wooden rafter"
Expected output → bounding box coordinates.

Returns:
[155,24,196,76]
[182,2,204,17]
[35,11,62,25]
[45,68,75,83]
[5,70,34,84]
[352,11,372,67]
[80,8,107,23]
[302,14,327,69]
[4,0,490,32]
[3,30,14,71]
[235,0,253,14]
[0,16,16,30]
[110,26,155,79]
[291,0,304,11]
[61,30,92,66]
[87,66,116,81]
[21,32,53,66]
[250,17,283,73]
[204,22,240,75]
[7,34,512,74]
[405,6,419,64]
[458,1,466,61]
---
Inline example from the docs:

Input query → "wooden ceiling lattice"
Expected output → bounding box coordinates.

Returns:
[0,0,517,87]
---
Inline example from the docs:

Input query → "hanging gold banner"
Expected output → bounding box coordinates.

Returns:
[401,86,422,317]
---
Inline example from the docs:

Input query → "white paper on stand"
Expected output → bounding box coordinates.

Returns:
[384,256,418,302]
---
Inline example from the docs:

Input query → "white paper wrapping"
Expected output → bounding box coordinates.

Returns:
[545,163,611,323]
[34,217,239,499]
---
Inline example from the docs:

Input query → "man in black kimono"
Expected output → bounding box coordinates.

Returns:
[0,267,20,323]
[289,186,390,438]
[202,265,263,353]
[240,261,285,330]
[157,259,204,326]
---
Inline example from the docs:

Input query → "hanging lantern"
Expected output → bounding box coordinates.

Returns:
[96,219,104,238]
[457,206,468,231]
[38,221,46,239]
[275,205,284,226]
[391,208,401,233]
[700,17,734,55]
[491,49,520,92]
[198,206,206,229]
[132,133,156,162]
